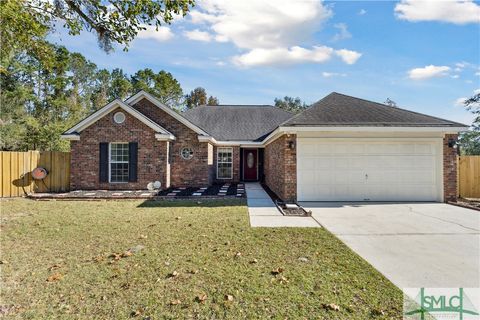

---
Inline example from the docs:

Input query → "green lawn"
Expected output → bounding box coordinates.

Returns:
[1,199,403,319]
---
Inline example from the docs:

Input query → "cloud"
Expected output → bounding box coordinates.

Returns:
[137,25,173,42]
[335,49,362,64]
[188,0,332,49]
[184,0,361,67]
[322,72,346,78]
[408,65,450,80]
[454,97,467,107]
[232,46,334,67]
[454,89,480,107]
[332,23,351,41]
[451,74,460,79]
[184,29,213,42]
[358,9,367,15]
[395,0,480,24]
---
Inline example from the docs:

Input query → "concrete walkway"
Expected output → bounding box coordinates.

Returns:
[246,183,320,227]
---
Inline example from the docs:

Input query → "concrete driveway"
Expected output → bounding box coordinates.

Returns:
[302,202,480,289]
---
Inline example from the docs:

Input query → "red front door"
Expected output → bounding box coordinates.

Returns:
[243,149,258,180]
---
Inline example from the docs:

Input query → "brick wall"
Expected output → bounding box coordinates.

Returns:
[131,98,212,187]
[212,146,240,183]
[70,107,168,190]
[443,134,458,202]
[264,134,297,201]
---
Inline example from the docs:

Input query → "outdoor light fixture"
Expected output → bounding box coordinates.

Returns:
[288,140,295,149]
[448,139,457,149]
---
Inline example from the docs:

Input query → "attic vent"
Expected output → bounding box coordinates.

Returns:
[114,111,126,124]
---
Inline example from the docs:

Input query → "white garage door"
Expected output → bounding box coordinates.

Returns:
[297,138,443,202]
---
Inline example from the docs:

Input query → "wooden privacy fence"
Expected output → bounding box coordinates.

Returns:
[0,151,70,197]
[1,151,480,198]
[458,156,480,199]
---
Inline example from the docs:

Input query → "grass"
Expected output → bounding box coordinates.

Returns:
[1,199,403,319]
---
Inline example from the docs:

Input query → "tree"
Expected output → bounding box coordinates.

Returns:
[459,93,480,155]
[131,69,183,110]
[207,96,219,106]
[109,69,133,101]
[274,96,308,114]
[185,87,207,109]
[7,0,193,53]
[0,0,55,71]
[384,98,397,107]
[0,44,100,151]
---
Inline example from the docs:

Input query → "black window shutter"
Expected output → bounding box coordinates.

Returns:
[99,142,109,183]
[129,142,138,182]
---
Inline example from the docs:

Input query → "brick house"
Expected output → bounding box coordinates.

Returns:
[62,91,467,202]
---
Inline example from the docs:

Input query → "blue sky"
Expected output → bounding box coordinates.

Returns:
[49,0,480,125]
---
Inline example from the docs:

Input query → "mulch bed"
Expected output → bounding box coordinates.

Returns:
[157,183,241,197]
[28,183,245,200]
[261,183,311,216]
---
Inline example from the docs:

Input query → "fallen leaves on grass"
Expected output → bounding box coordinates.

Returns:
[188,269,199,274]
[170,299,181,306]
[224,295,234,302]
[48,264,62,271]
[139,234,147,239]
[249,259,258,264]
[195,294,208,303]
[46,273,63,282]
[92,255,105,263]
[271,267,284,275]
[121,251,133,258]
[323,303,340,311]
[168,271,179,279]
[234,252,242,258]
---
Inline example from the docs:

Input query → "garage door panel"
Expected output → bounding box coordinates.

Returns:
[297,138,442,202]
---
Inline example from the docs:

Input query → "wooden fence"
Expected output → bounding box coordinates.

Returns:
[458,156,480,199]
[0,151,70,197]
[1,151,479,198]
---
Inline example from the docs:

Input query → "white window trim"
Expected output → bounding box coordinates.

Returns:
[109,142,129,183]
[217,147,233,180]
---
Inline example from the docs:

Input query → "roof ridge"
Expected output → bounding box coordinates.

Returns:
[330,92,467,126]
[206,104,276,107]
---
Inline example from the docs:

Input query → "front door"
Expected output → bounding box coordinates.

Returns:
[243,149,258,181]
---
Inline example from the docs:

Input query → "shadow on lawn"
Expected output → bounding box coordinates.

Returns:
[137,198,246,208]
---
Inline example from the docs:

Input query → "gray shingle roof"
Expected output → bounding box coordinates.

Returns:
[183,105,293,141]
[283,92,467,127]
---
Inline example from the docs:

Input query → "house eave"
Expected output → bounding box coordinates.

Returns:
[198,135,266,147]
[278,126,468,133]
[155,133,176,141]
[60,133,80,141]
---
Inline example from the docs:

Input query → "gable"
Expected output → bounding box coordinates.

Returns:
[61,99,174,141]
[125,91,209,136]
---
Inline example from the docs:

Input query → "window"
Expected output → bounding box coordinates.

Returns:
[217,147,233,179]
[113,111,126,124]
[181,147,194,160]
[110,143,129,182]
